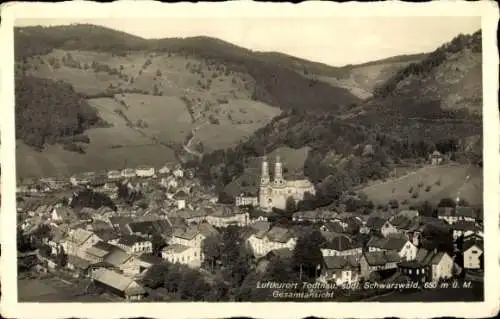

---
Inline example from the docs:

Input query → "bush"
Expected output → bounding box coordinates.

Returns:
[435,179,441,186]
[408,186,414,193]
[411,192,419,199]
[425,185,431,192]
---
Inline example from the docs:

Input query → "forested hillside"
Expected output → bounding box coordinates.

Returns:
[15,76,104,150]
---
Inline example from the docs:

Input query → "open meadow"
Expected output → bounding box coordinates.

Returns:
[360,164,482,206]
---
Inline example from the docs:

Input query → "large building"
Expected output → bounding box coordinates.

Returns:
[258,156,315,212]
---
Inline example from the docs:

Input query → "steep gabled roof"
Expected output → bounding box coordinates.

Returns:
[323,255,358,270]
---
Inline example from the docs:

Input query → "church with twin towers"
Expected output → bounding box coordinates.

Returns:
[258,155,316,212]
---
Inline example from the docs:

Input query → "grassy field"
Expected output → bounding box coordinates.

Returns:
[18,277,114,302]
[224,146,311,197]
[360,164,482,206]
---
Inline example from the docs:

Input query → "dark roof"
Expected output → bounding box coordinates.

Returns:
[118,235,147,246]
[455,206,476,219]
[366,216,387,229]
[93,241,120,253]
[108,216,134,234]
[68,255,91,270]
[463,239,483,252]
[267,248,293,260]
[363,251,401,266]
[127,221,157,235]
[389,215,412,229]
[322,234,357,251]
[437,207,454,217]
[451,220,479,232]
[103,248,132,267]
[383,237,409,251]
[323,255,358,270]
[139,253,165,265]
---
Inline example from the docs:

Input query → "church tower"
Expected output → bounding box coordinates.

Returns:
[259,156,271,211]
[260,156,270,185]
[273,155,285,187]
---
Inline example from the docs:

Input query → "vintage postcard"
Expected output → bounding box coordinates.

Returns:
[1,1,499,318]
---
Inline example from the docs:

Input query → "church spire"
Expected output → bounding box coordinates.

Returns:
[274,154,284,185]
[260,155,270,185]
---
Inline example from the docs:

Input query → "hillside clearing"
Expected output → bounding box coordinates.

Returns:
[360,164,482,206]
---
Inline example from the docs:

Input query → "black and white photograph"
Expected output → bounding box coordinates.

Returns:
[1,1,498,318]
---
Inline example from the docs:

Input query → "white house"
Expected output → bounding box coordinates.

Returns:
[247,226,297,257]
[463,240,483,270]
[170,226,206,249]
[359,251,401,280]
[121,168,137,178]
[319,256,360,287]
[366,236,417,261]
[235,194,259,207]
[107,170,122,180]
[158,164,172,175]
[430,251,454,282]
[161,244,201,268]
[63,228,102,259]
[206,209,249,228]
[161,176,178,189]
[173,167,184,178]
[136,166,155,178]
[451,221,482,241]
[320,234,363,259]
[380,220,400,238]
[116,235,153,255]
[174,191,188,210]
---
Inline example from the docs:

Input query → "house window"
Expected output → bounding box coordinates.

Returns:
[422,269,425,274]
[409,269,412,274]
[416,269,419,275]
[471,250,478,254]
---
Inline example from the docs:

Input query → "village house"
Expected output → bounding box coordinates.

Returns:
[63,228,102,259]
[91,268,146,300]
[320,233,363,259]
[366,236,418,261]
[121,168,137,178]
[70,174,90,186]
[398,248,454,283]
[247,226,297,257]
[161,176,178,189]
[107,170,122,180]
[206,207,249,228]
[161,244,201,268]
[116,235,153,255]
[66,255,92,278]
[451,221,482,241]
[173,166,184,178]
[359,251,402,280]
[158,163,173,176]
[364,216,388,235]
[430,150,443,165]
[256,248,293,273]
[388,214,420,237]
[438,206,477,225]
[84,241,120,263]
[463,239,483,270]
[136,166,155,178]
[319,255,360,286]
[174,190,188,209]
[170,226,206,249]
[50,205,79,224]
[103,248,145,278]
[235,193,259,207]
